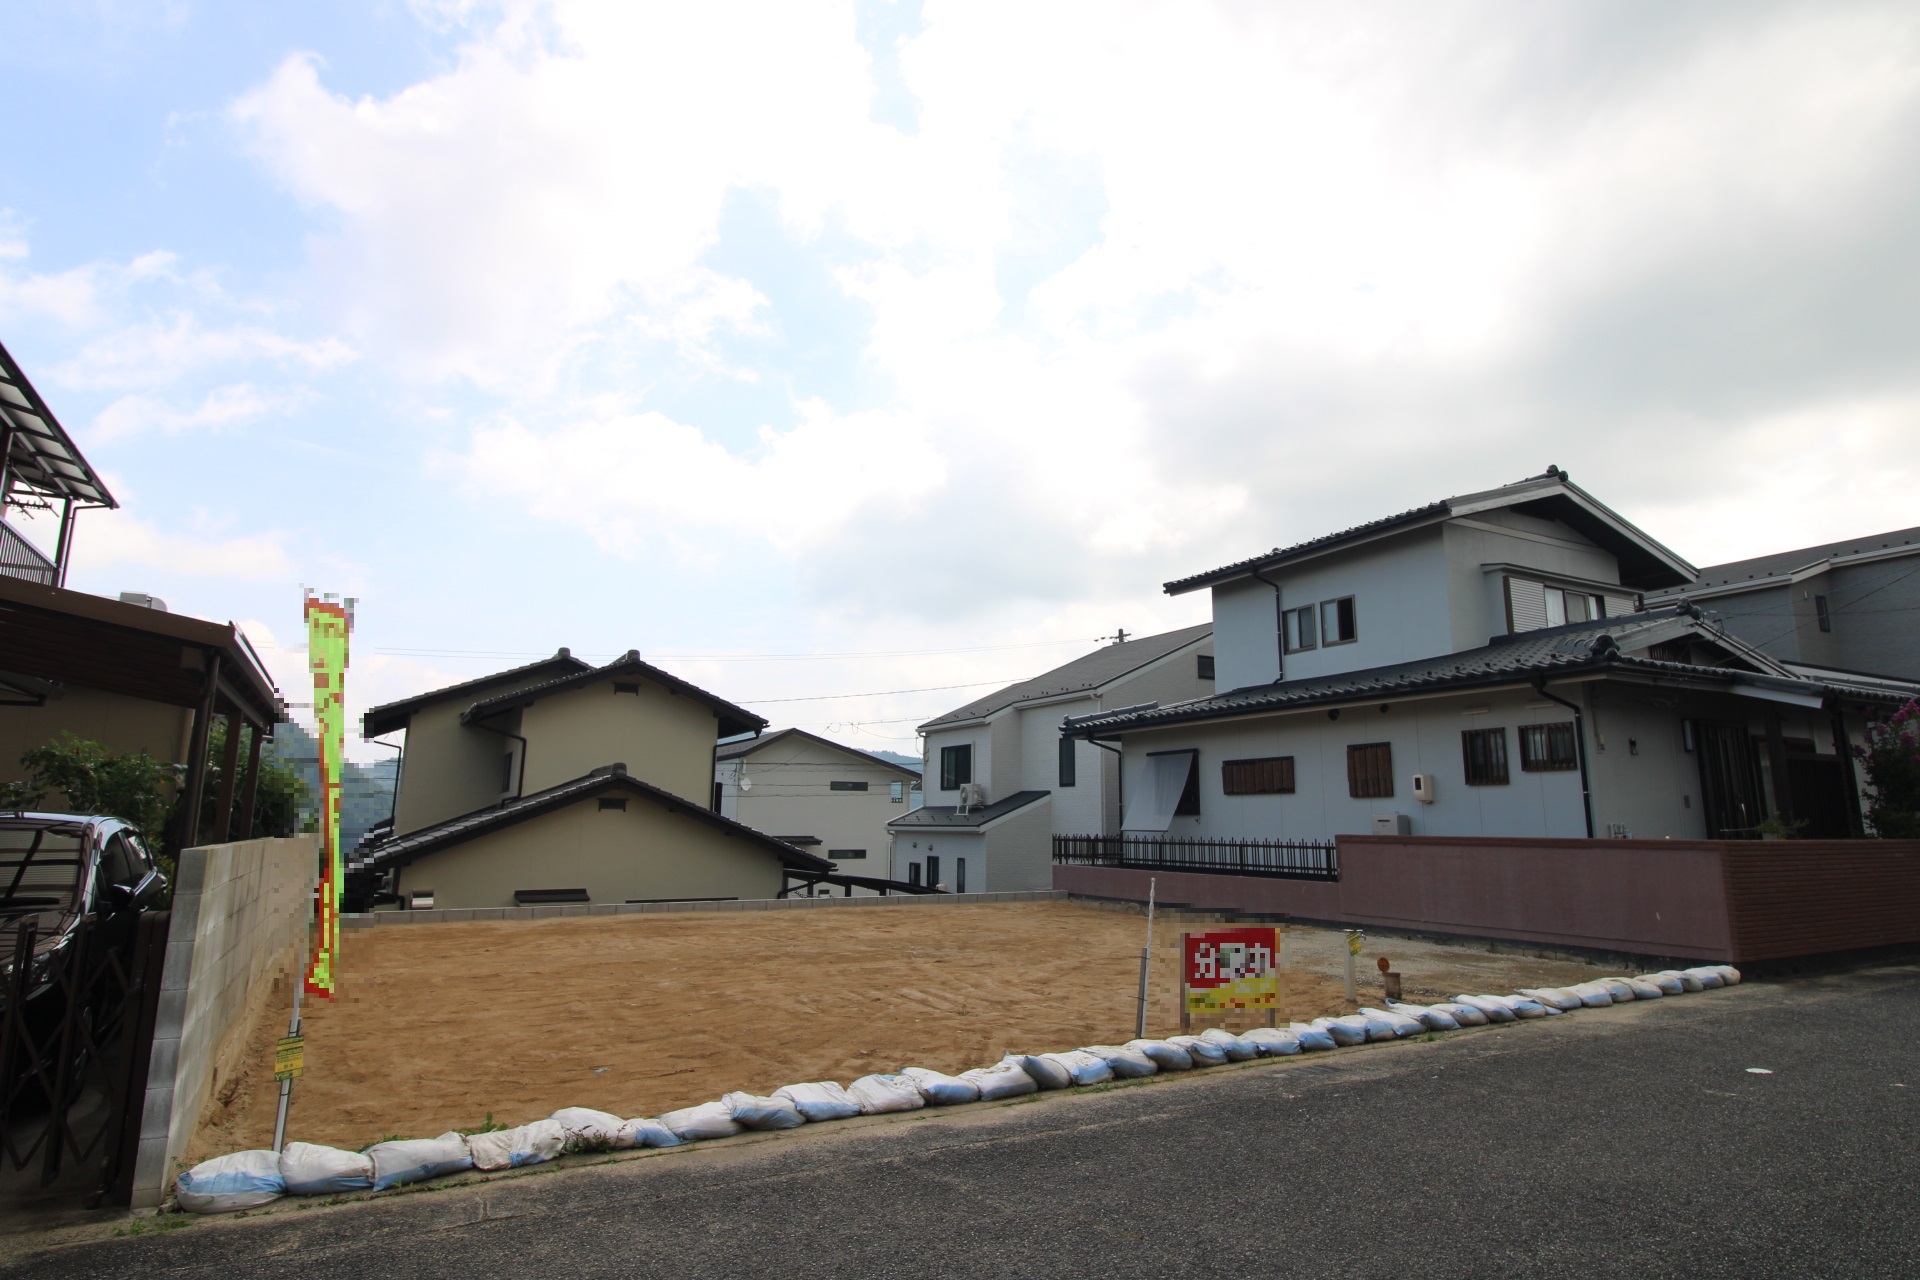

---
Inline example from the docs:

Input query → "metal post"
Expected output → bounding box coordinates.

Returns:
[52,496,75,589]
[211,714,242,843]
[175,650,223,852]
[272,985,303,1153]
[236,724,265,841]
[1134,877,1156,1039]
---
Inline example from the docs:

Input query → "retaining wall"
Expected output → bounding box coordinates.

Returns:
[1056,836,1920,965]
[130,837,317,1208]
[345,887,1067,927]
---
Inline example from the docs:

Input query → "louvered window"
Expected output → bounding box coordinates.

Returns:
[1222,756,1295,795]
[1346,742,1394,798]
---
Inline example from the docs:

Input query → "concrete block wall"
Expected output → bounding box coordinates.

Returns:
[130,837,317,1208]
[344,887,1067,927]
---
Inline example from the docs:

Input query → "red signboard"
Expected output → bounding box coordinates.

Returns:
[1183,927,1279,1012]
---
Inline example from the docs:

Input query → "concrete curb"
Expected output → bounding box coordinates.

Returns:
[344,889,1068,927]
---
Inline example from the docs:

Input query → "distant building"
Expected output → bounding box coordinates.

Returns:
[1645,526,1920,682]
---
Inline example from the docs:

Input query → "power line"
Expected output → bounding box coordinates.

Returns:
[737,679,1011,704]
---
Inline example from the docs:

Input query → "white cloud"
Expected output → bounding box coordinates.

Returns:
[91,382,310,440]
[74,511,296,582]
[53,313,353,392]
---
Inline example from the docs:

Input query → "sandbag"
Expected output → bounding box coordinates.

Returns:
[1453,995,1518,1023]
[1016,1054,1074,1090]
[468,1118,566,1170]
[1335,1013,1395,1042]
[1623,977,1665,1000]
[1391,1003,1461,1032]
[1309,1017,1368,1047]
[774,1081,862,1122]
[1243,1027,1302,1056]
[176,1149,285,1213]
[1638,972,1685,996]
[1082,1044,1159,1078]
[366,1133,473,1190]
[551,1107,626,1150]
[280,1142,374,1195]
[1040,1050,1114,1086]
[960,1058,1040,1100]
[1517,987,1582,1012]
[1660,969,1705,993]
[616,1117,684,1148]
[848,1073,927,1114]
[1434,1002,1488,1027]
[1568,982,1615,1007]
[902,1068,983,1105]
[1125,1038,1196,1070]
[1197,1028,1260,1061]
[1597,978,1637,1002]
[1358,1007,1425,1038]
[1288,1022,1338,1051]
[1488,995,1547,1020]
[1683,966,1726,988]
[657,1102,745,1142]
[724,1091,807,1129]
[1167,1035,1229,1064]
[1712,965,1742,985]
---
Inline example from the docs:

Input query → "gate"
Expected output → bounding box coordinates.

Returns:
[0,908,170,1208]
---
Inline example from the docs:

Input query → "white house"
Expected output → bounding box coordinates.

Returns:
[888,625,1214,891]
[1062,467,1920,851]
[715,728,920,894]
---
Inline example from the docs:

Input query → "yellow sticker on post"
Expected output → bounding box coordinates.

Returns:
[274,1035,306,1082]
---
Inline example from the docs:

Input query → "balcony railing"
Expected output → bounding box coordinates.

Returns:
[1053,834,1339,881]
[0,519,55,586]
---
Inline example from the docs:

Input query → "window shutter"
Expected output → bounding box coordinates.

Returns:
[1507,576,1548,633]
[1347,742,1393,798]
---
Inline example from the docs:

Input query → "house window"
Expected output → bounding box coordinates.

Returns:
[1284,605,1317,652]
[1222,756,1295,795]
[908,862,922,886]
[1058,736,1076,788]
[1197,654,1215,680]
[1461,728,1510,786]
[1347,742,1393,798]
[1544,588,1604,628]
[927,855,941,888]
[939,744,973,790]
[1164,751,1202,816]
[1815,594,1832,632]
[830,780,869,792]
[1519,722,1579,772]
[1321,597,1357,645]
[598,797,627,811]
[890,780,904,803]
[956,857,967,893]
[828,849,867,860]
[612,682,640,695]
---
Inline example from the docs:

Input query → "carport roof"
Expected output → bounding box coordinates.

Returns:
[0,339,115,510]
[349,763,833,876]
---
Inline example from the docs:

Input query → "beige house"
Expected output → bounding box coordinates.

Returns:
[346,649,836,910]
[715,728,920,893]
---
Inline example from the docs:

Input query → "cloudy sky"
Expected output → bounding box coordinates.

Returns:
[3,0,1916,758]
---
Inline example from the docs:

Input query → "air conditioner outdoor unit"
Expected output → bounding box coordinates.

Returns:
[1411,773,1436,804]
[1372,813,1411,836]
[955,782,988,815]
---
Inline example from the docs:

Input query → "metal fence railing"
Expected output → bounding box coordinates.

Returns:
[0,519,55,586]
[1052,834,1339,881]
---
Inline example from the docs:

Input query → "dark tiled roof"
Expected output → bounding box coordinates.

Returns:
[1646,525,1920,595]
[715,726,920,776]
[1164,467,1694,595]
[886,789,1050,829]
[920,625,1212,730]
[349,764,833,876]
[363,649,591,737]
[1062,608,1911,736]
[462,650,766,740]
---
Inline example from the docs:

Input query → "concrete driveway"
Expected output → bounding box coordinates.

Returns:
[9,962,1917,1279]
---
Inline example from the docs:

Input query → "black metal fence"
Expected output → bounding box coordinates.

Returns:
[1053,834,1339,881]
[0,908,169,1207]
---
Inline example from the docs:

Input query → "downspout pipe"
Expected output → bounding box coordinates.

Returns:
[1249,566,1286,682]
[1533,678,1595,838]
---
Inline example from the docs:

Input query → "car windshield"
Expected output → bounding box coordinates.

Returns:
[0,823,88,940]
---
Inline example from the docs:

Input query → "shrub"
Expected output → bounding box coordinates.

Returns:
[2,732,179,851]
[1859,699,1920,839]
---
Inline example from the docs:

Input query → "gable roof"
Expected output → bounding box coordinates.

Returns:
[1645,524,1920,601]
[1061,606,1913,738]
[920,624,1213,731]
[364,649,591,738]
[348,763,833,876]
[716,727,920,777]
[1164,467,1696,597]
[461,649,766,740]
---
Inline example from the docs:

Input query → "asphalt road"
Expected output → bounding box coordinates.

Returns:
[9,963,1918,1279]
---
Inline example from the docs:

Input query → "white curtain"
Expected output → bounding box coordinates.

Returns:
[1121,752,1194,833]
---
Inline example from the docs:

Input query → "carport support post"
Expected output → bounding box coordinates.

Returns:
[175,650,223,852]
[211,713,242,843]
[236,725,265,841]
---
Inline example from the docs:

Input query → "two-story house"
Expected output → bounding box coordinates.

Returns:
[715,727,920,893]
[889,625,1214,891]
[345,649,839,909]
[1644,526,1920,682]
[1064,468,1920,846]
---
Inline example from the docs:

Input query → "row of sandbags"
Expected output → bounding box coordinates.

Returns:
[174,963,1740,1213]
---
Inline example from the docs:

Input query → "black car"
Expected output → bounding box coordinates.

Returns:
[0,814,168,1087]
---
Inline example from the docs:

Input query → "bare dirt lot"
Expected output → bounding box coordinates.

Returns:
[190,901,1623,1161]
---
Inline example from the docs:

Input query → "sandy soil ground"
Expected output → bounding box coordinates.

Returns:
[191,903,1633,1162]
[192,902,1369,1160]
